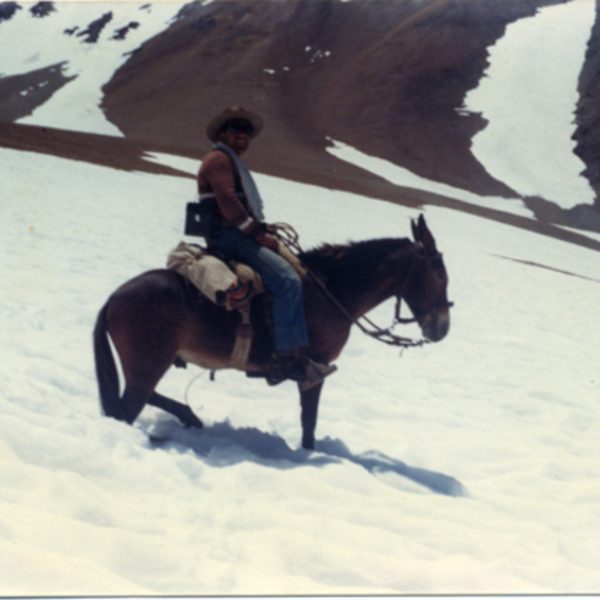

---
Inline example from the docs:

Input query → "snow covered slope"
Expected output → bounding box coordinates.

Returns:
[1,0,600,595]
[1,144,599,595]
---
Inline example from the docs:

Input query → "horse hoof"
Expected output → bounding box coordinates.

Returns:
[302,438,315,451]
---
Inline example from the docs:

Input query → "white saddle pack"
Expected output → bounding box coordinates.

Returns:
[167,241,265,309]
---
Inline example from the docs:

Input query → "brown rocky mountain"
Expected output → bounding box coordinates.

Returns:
[101,0,599,222]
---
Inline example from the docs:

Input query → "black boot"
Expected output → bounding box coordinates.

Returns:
[266,349,307,385]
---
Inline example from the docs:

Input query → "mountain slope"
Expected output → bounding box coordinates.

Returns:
[102,0,564,198]
[2,0,600,232]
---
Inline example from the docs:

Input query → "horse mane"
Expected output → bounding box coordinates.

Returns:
[299,237,413,293]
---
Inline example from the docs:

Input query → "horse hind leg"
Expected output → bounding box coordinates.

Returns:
[147,392,203,428]
[119,385,153,425]
[117,349,203,428]
[110,332,186,426]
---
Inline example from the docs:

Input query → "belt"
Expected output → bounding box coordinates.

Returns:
[199,192,245,202]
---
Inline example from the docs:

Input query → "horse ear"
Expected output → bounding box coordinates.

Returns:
[411,218,421,244]
[417,214,438,252]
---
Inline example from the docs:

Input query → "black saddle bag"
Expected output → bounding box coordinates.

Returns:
[185,200,221,238]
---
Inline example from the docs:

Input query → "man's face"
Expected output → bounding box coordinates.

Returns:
[220,119,254,155]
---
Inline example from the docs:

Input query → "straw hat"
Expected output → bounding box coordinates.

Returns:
[206,107,264,142]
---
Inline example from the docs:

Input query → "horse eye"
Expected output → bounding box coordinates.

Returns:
[431,262,447,281]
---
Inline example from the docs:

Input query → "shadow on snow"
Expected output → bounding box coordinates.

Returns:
[144,418,467,498]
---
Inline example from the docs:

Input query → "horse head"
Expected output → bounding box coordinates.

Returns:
[401,214,452,342]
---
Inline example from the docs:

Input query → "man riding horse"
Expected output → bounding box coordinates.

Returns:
[197,107,336,387]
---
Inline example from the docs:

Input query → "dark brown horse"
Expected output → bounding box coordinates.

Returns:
[93,215,451,450]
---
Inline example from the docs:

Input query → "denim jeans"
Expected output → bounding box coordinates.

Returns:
[213,227,309,352]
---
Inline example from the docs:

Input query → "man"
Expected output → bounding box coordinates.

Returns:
[197,107,332,385]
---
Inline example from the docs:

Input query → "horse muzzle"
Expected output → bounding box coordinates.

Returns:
[420,304,452,342]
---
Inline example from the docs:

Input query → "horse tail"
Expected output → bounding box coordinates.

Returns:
[93,300,124,420]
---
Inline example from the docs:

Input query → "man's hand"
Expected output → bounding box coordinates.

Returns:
[256,232,279,252]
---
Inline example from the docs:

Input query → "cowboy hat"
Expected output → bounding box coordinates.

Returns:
[206,107,264,142]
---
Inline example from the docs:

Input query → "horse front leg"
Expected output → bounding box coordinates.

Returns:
[299,380,324,450]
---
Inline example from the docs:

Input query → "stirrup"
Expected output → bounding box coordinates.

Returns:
[298,358,337,392]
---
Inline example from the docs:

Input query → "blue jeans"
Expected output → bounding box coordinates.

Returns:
[213,227,309,352]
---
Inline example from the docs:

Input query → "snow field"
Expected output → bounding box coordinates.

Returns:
[1,146,600,594]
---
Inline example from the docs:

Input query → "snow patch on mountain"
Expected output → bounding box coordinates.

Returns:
[0,2,186,135]
[465,0,596,209]
[327,140,533,218]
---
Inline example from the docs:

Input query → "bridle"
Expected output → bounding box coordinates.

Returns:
[273,224,454,350]
[358,243,454,348]
[394,244,454,325]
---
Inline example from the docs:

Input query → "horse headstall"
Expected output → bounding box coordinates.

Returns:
[392,243,454,326]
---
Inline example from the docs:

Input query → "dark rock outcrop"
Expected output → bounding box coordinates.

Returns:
[574,2,600,214]
[30,2,55,18]
[0,62,77,122]
[111,21,140,41]
[0,1,21,22]
[77,11,113,44]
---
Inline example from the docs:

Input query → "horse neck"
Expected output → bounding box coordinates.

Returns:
[303,238,415,320]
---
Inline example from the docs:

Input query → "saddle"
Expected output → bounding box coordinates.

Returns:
[167,241,337,391]
[167,241,305,370]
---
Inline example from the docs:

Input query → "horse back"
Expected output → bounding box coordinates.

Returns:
[110,269,187,302]
[105,269,275,373]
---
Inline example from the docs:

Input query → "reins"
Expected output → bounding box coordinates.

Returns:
[271,223,429,349]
